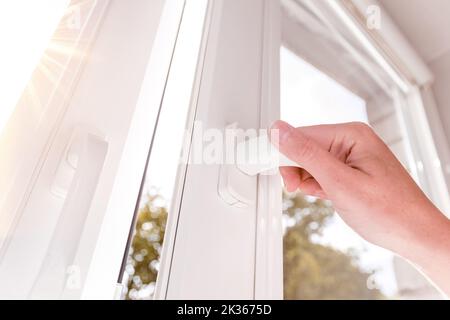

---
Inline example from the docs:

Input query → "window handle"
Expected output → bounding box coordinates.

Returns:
[218,126,300,208]
[235,132,300,176]
[30,128,108,299]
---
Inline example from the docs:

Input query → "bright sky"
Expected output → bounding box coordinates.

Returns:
[280,46,398,296]
[0,0,69,136]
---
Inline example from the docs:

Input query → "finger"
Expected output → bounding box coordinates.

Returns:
[298,178,325,198]
[270,120,357,190]
[298,168,313,182]
[298,169,326,197]
[280,166,302,192]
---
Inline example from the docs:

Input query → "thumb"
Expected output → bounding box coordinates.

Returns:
[270,120,355,190]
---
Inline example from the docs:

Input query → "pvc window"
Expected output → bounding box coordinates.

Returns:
[279,0,447,299]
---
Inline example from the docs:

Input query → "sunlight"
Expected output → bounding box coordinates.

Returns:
[0,0,70,135]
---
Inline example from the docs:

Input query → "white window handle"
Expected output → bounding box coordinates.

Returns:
[30,129,108,299]
[236,132,300,176]
[218,127,300,208]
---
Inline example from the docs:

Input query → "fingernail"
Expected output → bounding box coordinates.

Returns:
[270,120,294,145]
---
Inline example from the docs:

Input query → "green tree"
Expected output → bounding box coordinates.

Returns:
[283,190,383,299]
[124,193,167,300]
[125,189,383,299]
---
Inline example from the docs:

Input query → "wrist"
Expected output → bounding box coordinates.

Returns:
[393,203,450,266]
[399,206,450,263]
[396,205,450,296]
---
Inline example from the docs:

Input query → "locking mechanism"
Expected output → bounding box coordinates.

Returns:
[217,124,300,208]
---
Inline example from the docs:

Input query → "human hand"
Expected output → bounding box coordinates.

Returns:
[270,120,450,296]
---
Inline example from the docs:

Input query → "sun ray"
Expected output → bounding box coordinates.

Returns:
[0,0,71,136]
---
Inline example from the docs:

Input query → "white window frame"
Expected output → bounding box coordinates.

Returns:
[0,0,109,255]
[0,0,185,299]
[155,0,283,300]
[345,0,450,216]
[281,0,450,216]
[279,0,450,299]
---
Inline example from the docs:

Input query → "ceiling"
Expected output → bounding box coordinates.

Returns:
[379,0,450,64]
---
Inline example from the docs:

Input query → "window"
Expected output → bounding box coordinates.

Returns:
[0,0,104,254]
[279,0,447,299]
[0,0,178,299]
[281,47,397,299]
[0,0,448,300]
[148,0,282,300]
[119,0,209,299]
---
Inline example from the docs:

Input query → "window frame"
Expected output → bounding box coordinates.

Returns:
[0,0,185,299]
[1,0,448,300]
[278,0,450,299]
[0,0,109,256]
[154,0,283,300]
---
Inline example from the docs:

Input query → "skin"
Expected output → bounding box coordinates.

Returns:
[270,120,450,298]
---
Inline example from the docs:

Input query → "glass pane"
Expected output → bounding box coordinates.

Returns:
[281,47,396,299]
[280,0,444,299]
[121,60,191,299]
[121,99,191,300]
[119,0,208,299]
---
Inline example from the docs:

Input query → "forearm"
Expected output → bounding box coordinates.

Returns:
[272,121,450,298]
[399,207,450,298]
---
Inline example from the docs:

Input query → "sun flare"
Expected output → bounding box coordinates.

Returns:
[0,0,71,135]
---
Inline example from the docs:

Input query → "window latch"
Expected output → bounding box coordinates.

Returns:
[218,124,300,208]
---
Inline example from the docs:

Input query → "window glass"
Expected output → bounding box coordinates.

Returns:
[121,88,191,300]
[281,46,398,299]
[119,0,208,299]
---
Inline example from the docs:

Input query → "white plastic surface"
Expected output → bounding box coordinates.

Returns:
[31,132,108,299]
[236,132,300,176]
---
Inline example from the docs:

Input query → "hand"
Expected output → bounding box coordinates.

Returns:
[270,120,450,297]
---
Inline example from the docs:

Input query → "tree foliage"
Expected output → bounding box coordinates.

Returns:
[125,189,383,299]
[283,191,383,299]
[124,193,167,300]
